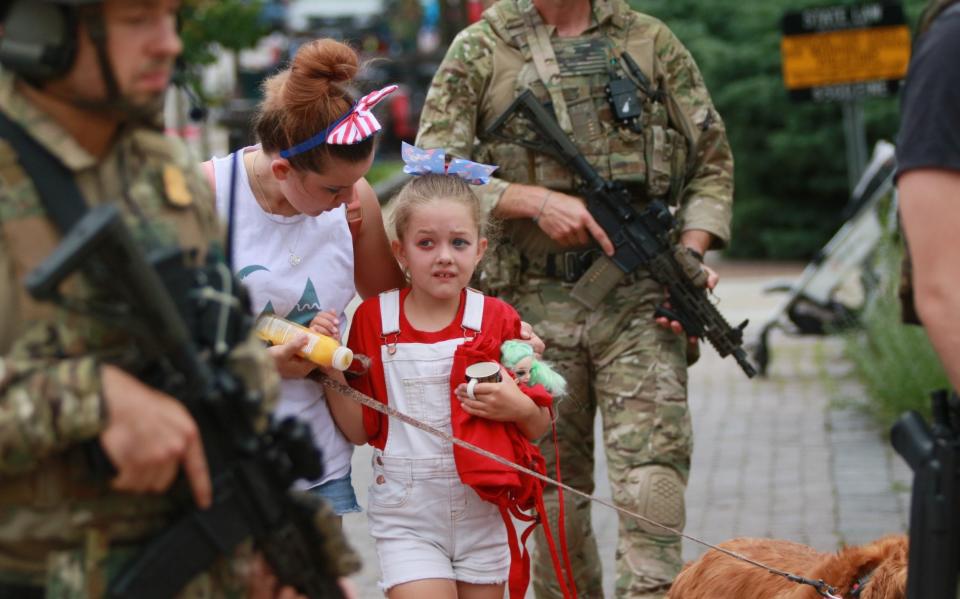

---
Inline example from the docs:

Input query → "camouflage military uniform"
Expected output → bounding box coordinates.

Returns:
[417,1,734,597]
[0,69,333,597]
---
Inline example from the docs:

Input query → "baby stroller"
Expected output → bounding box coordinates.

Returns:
[752,140,897,376]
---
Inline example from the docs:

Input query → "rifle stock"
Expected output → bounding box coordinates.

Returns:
[26,203,345,599]
[486,91,756,377]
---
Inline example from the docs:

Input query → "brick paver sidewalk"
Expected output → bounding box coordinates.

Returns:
[342,262,912,597]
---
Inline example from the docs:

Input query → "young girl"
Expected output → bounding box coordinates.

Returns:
[322,163,552,598]
[204,39,404,516]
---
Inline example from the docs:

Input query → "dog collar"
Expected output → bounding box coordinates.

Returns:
[850,568,875,597]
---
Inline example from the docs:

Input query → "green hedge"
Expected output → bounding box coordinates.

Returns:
[843,234,948,426]
[628,0,928,259]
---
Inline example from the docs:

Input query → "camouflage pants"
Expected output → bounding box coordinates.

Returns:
[0,485,357,597]
[0,539,254,599]
[503,276,692,599]
[43,542,255,599]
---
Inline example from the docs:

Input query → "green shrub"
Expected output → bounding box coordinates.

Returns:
[627,0,929,260]
[844,236,948,426]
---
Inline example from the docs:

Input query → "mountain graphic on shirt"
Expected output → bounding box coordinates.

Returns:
[255,278,325,327]
[288,278,325,325]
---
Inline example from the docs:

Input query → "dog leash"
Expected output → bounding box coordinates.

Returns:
[319,374,843,598]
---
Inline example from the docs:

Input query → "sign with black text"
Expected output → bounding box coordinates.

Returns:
[781,3,910,102]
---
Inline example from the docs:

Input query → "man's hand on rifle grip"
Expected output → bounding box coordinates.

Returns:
[539,190,615,255]
[99,364,212,509]
[510,184,615,256]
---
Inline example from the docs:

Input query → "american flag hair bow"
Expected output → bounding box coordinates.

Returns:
[280,84,398,158]
[401,142,498,185]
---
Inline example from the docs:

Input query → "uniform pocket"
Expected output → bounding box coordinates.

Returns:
[644,125,674,199]
[644,125,687,203]
[567,96,604,145]
[667,128,689,206]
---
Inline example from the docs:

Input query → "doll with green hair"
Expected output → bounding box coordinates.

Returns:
[500,340,567,397]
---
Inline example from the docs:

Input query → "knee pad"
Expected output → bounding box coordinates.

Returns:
[633,465,685,535]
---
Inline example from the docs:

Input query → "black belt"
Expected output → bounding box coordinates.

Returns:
[0,582,44,598]
[544,249,603,283]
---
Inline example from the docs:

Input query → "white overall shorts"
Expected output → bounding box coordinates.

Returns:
[367,289,509,591]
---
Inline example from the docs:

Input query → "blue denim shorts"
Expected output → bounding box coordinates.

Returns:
[310,469,362,515]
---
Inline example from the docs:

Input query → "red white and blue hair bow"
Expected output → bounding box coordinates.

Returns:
[279,84,398,158]
[401,142,498,185]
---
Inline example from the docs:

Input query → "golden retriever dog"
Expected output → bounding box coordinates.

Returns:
[667,535,907,599]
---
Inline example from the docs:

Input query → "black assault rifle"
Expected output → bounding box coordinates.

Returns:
[25,203,346,599]
[891,390,960,598]
[487,90,756,378]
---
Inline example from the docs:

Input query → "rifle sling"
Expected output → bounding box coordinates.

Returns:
[0,110,121,477]
[0,111,88,233]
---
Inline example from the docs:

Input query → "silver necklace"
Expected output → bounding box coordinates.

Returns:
[253,151,305,267]
[284,223,305,267]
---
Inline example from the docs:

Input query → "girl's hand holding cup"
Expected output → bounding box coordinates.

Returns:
[457,361,537,422]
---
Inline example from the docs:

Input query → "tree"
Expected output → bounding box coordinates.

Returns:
[179,0,268,95]
[630,0,927,258]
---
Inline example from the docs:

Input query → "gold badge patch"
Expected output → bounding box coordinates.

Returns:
[163,164,193,207]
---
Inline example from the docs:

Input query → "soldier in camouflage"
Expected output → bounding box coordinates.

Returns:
[0,1,355,597]
[416,1,734,597]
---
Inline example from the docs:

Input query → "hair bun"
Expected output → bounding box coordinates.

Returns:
[291,39,358,85]
[256,38,374,171]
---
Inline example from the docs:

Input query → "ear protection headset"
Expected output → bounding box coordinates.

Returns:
[0,0,100,82]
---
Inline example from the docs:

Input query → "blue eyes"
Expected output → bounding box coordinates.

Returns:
[415,238,471,248]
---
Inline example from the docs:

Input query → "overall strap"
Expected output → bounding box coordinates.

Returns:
[462,288,485,333]
[379,289,401,336]
[379,288,483,342]
[0,111,87,233]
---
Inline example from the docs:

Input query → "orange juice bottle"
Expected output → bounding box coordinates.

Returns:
[255,314,353,371]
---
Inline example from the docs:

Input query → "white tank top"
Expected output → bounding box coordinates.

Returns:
[211,146,356,487]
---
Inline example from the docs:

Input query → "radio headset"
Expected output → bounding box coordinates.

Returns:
[0,1,79,82]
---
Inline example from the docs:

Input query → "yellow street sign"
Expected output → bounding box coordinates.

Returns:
[781,24,911,90]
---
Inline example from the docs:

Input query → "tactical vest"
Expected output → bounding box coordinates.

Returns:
[0,130,218,356]
[477,0,697,258]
